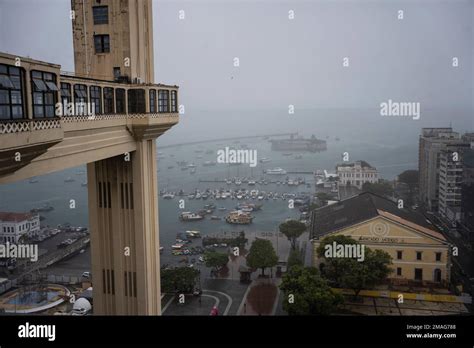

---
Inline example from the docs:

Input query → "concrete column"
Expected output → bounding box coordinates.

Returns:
[87,138,161,315]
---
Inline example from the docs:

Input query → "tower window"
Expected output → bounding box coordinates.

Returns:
[128,89,146,114]
[0,64,25,120]
[94,34,110,53]
[113,67,121,79]
[31,70,57,118]
[103,87,114,113]
[92,6,108,25]
[149,89,156,113]
[90,86,102,114]
[170,90,177,113]
[115,88,125,113]
[158,90,169,113]
[60,82,71,106]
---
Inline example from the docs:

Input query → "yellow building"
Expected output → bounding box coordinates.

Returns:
[310,192,451,287]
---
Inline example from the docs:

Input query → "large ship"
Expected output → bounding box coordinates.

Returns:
[225,210,254,224]
[265,168,287,175]
[270,134,327,152]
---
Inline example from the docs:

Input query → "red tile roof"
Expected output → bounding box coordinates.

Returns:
[0,212,35,222]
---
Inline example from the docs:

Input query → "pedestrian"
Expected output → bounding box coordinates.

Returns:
[210,305,218,316]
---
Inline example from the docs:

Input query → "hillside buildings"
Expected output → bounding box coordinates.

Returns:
[418,128,474,225]
[0,212,40,243]
[336,161,378,189]
[310,192,451,286]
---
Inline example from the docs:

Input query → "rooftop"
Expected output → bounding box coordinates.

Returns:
[310,192,445,242]
[336,160,375,169]
[0,212,36,223]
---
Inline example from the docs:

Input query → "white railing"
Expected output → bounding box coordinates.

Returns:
[0,119,61,135]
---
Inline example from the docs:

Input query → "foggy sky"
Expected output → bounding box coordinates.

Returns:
[0,0,473,114]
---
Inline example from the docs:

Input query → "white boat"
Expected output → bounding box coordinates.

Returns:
[260,158,271,163]
[179,212,204,221]
[163,193,175,199]
[235,180,242,186]
[226,179,232,185]
[186,230,201,238]
[265,168,287,175]
[248,180,256,186]
[258,195,264,200]
[171,243,184,250]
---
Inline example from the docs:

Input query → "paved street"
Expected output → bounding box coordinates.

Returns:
[161,278,250,316]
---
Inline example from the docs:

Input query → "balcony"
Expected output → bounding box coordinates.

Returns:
[0,52,179,183]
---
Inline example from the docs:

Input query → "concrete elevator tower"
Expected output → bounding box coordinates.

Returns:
[70,0,165,315]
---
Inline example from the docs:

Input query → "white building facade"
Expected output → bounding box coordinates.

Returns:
[336,161,378,189]
[0,212,40,243]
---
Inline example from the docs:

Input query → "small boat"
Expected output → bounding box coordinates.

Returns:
[260,158,271,163]
[171,243,184,250]
[179,212,204,221]
[29,178,39,184]
[163,193,175,199]
[81,181,88,187]
[218,207,227,211]
[248,180,256,186]
[64,177,75,183]
[225,210,253,224]
[185,230,201,238]
[235,180,242,186]
[226,179,232,185]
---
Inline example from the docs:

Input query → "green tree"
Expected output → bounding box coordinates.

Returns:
[161,267,200,294]
[246,239,278,276]
[316,192,332,202]
[230,231,248,250]
[316,235,392,298]
[287,248,304,269]
[316,235,359,284]
[279,219,307,250]
[398,170,419,206]
[204,251,229,273]
[339,249,392,298]
[280,266,343,315]
[361,180,393,198]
